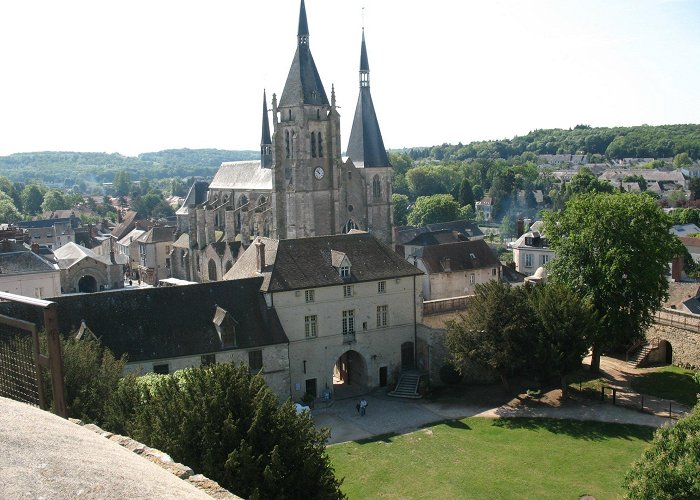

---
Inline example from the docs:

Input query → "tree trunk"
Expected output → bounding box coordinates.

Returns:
[499,372,510,392]
[560,374,569,399]
[589,344,601,373]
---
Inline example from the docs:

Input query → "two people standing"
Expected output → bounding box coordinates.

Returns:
[356,398,368,416]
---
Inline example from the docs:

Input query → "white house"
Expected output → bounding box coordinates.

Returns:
[0,240,61,299]
[511,221,555,276]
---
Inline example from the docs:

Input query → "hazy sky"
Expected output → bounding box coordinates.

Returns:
[1,0,699,157]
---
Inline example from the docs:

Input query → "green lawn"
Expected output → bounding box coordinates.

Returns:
[630,365,699,407]
[328,418,653,500]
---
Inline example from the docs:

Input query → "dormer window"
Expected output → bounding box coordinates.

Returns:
[331,250,351,278]
[340,266,350,278]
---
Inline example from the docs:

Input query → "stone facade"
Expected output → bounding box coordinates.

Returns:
[645,308,700,369]
[123,343,291,402]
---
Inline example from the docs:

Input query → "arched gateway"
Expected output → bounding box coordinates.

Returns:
[332,350,367,399]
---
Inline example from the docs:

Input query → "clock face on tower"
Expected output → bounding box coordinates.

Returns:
[314,167,325,180]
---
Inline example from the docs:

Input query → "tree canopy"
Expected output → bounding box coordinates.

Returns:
[544,192,678,371]
[105,363,344,499]
[407,194,465,227]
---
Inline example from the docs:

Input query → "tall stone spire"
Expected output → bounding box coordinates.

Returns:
[261,90,272,168]
[278,0,328,107]
[346,29,390,168]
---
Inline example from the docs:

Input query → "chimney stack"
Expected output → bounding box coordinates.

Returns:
[672,254,684,281]
[255,238,266,273]
[516,218,525,238]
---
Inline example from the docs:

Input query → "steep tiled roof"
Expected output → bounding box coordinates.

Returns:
[209,161,272,191]
[225,232,422,292]
[418,239,501,274]
[137,226,176,244]
[395,220,483,246]
[0,251,57,274]
[0,279,287,362]
[176,181,210,216]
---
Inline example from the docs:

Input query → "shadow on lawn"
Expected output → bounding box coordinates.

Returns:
[353,432,398,445]
[491,417,655,442]
[417,419,472,431]
[630,371,699,407]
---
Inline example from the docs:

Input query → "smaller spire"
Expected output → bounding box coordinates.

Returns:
[261,90,272,168]
[331,84,336,108]
[298,0,309,45]
[359,29,370,88]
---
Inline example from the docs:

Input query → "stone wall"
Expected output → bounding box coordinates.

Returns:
[645,308,700,369]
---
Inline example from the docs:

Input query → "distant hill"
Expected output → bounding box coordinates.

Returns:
[400,124,700,162]
[0,149,258,186]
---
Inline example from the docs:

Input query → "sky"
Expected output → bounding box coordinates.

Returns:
[1,0,699,157]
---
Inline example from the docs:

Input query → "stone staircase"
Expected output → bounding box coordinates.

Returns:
[388,371,422,399]
[626,339,659,368]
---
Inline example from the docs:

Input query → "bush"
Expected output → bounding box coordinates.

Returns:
[103,363,344,499]
[439,363,462,386]
[59,334,126,423]
[624,404,700,499]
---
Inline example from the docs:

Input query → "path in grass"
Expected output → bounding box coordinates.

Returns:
[328,417,654,500]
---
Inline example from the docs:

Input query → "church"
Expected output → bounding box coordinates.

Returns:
[174,0,394,282]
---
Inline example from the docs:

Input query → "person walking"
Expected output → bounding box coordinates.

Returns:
[360,398,368,416]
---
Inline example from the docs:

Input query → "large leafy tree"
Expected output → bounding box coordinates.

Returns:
[392,193,409,226]
[0,191,21,223]
[446,281,537,389]
[529,283,597,396]
[21,184,45,215]
[105,363,344,500]
[544,192,678,372]
[624,403,700,499]
[407,194,461,227]
[41,189,69,212]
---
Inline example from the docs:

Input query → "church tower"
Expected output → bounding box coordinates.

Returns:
[345,28,393,245]
[271,0,341,239]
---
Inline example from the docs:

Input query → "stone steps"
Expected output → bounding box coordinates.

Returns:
[388,373,422,399]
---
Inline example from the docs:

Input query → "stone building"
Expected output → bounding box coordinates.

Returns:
[53,242,125,293]
[225,232,423,401]
[176,0,393,282]
[0,239,61,299]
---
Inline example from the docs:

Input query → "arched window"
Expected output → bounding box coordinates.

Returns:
[285,130,290,158]
[291,132,297,159]
[256,195,267,212]
[238,194,249,211]
[317,132,323,157]
[311,132,317,158]
[342,219,359,234]
[372,175,382,199]
[208,259,217,281]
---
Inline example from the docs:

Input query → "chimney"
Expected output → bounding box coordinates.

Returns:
[516,218,525,238]
[672,254,684,281]
[255,238,266,273]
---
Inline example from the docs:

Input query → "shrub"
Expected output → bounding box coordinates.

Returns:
[624,404,700,499]
[439,363,462,386]
[104,363,344,499]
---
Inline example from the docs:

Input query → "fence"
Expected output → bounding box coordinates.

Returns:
[0,292,66,417]
[570,381,686,420]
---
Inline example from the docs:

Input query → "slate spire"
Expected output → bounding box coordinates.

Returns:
[279,0,329,107]
[261,90,272,168]
[346,29,390,168]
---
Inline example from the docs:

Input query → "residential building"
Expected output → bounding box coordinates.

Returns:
[475,197,493,222]
[136,226,176,285]
[413,239,502,300]
[0,239,61,298]
[225,232,423,401]
[18,217,77,250]
[394,219,484,258]
[511,221,555,276]
[116,228,146,275]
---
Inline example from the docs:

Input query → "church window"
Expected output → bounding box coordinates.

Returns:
[317,133,323,157]
[373,175,382,198]
[291,132,297,159]
[348,172,352,180]
[208,259,218,281]
[238,194,249,211]
[317,109,320,120]
[288,109,292,121]
[311,132,317,158]
[256,196,267,211]
[341,219,358,234]
[285,130,290,158]
[347,204,353,212]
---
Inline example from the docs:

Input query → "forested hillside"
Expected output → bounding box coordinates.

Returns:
[0,149,257,185]
[404,124,700,162]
